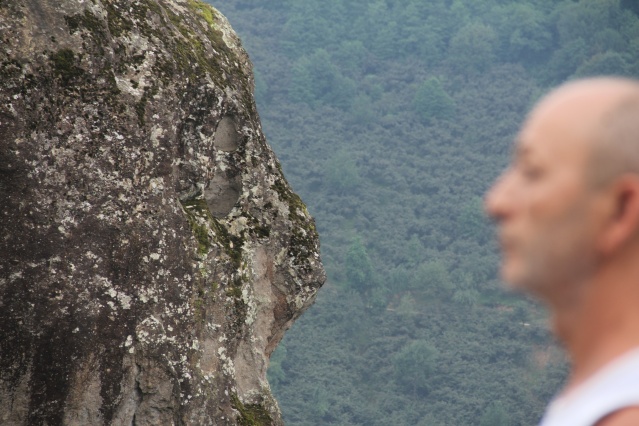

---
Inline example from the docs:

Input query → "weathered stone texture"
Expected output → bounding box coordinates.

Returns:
[0,1,325,424]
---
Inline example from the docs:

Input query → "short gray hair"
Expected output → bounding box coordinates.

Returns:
[588,89,639,187]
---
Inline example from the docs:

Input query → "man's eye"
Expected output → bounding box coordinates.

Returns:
[521,166,543,180]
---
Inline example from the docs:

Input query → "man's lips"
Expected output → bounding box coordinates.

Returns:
[497,232,516,255]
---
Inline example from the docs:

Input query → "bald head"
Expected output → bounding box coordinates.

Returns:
[527,77,639,188]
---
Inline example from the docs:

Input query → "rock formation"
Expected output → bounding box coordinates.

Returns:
[0,1,325,424]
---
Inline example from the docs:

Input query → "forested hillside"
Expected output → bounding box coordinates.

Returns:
[213,1,639,424]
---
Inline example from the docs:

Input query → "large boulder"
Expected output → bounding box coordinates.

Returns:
[0,1,325,424]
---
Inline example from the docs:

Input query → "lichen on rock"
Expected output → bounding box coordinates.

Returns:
[0,1,325,424]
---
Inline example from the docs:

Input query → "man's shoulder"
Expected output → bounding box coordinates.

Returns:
[596,407,639,426]
[539,347,639,426]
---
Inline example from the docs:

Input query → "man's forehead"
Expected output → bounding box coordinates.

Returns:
[514,94,605,157]
[513,115,593,165]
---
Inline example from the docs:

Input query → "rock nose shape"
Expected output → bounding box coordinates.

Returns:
[0,0,325,425]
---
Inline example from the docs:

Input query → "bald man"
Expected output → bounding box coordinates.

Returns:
[486,77,639,426]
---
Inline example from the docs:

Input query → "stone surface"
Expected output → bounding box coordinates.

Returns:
[0,1,325,424]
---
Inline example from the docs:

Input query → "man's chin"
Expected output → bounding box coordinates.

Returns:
[501,279,528,293]
[499,263,532,293]
[501,268,551,301]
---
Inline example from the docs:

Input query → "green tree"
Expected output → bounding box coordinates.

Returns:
[413,77,455,124]
[345,239,375,295]
[545,38,589,83]
[452,271,480,306]
[325,150,360,192]
[289,49,355,108]
[349,94,375,125]
[253,69,268,105]
[622,0,639,15]
[494,3,552,63]
[479,401,510,426]
[389,267,413,292]
[574,50,632,77]
[362,0,398,59]
[459,196,491,243]
[555,0,624,48]
[452,288,480,306]
[415,260,452,295]
[392,340,438,394]
[332,40,368,77]
[280,4,334,56]
[447,22,497,74]
[289,56,314,104]
[267,344,287,391]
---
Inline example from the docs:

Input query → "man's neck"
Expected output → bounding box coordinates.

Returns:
[550,258,639,394]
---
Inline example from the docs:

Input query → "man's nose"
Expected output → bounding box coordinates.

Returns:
[484,170,514,222]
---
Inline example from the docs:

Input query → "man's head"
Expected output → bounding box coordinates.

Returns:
[485,77,639,304]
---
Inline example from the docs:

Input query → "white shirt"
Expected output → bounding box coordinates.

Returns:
[539,347,639,426]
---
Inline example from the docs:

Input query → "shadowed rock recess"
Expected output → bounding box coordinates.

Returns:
[0,1,325,424]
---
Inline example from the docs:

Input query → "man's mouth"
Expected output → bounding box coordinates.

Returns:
[497,233,516,255]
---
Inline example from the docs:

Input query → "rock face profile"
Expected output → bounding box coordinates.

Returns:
[0,1,325,424]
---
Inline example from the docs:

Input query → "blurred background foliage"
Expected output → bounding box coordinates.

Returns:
[213,0,639,424]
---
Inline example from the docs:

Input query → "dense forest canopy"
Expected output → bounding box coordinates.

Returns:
[213,0,639,424]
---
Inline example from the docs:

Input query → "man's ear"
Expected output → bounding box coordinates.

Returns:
[598,174,639,255]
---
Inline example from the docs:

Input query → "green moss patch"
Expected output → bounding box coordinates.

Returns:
[180,197,213,256]
[135,85,158,127]
[270,178,309,224]
[65,10,106,40]
[271,177,319,269]
[103,2,133,37]
[49,49,84,83]
[188,0,217,26]
[225,276,248,332]
[180,197,245,267]
[231,394,273,426]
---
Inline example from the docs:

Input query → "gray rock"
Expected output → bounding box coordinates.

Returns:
[0,1,325,424]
